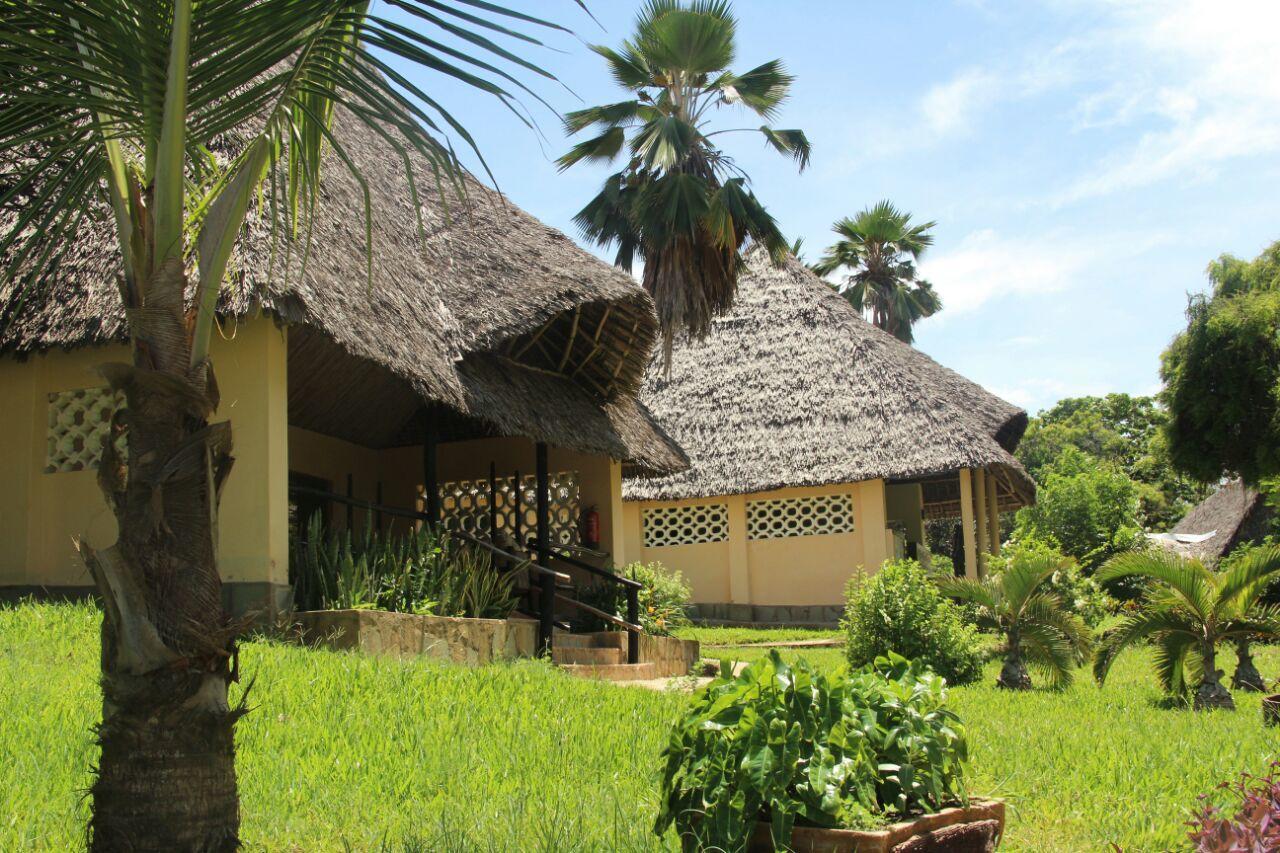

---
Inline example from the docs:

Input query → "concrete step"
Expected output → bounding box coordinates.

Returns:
[560,661,658,682]
[551,646,625,666]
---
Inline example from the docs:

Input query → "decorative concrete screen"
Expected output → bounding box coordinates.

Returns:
[642,503,730,548]
[45,387,124,474]
[746,494,856,540]
[439,472,580,545]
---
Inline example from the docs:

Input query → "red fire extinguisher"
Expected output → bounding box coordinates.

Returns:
[581,505,600,549]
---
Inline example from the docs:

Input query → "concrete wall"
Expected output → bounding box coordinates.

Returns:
[623,480,890,616]
[0,318,290,609]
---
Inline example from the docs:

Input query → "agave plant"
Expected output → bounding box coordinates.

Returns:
[938,550,1092,690]
[1094,547,1280,710]
[558,0,811,361]
[812,201,941,344]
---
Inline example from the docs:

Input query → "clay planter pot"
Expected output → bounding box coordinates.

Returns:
[746,798,1005,853]
[1262,694,1280,727]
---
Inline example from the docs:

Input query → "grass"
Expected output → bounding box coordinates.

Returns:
[671,625,842,646]
[4,602,1279,851]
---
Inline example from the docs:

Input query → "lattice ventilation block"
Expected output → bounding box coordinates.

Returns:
[641,503,730,548]
[746,494,856,540]
[45,387,124,474]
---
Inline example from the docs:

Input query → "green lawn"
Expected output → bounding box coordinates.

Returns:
[3,602,1278,851]
[672,625,842,647]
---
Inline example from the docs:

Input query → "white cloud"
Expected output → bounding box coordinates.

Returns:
[990,377,1113,412]
[919,70,1000,136]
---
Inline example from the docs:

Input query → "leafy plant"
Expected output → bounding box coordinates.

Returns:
[811,200,942,343]
[655,650,969,851]
[939,548,1092,690]
[844,559,985,686]
[1187,762,1280,851]
[576,560,692,636]
[992,539,1116,627]
[1094,546,1280,710]
[558,0,811,359]
[291,516,517,620]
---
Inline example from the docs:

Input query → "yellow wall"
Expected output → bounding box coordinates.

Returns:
[0,318,290,589]
[624,480,889,607]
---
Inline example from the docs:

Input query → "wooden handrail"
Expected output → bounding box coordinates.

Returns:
[553,593,642,634]
[526,541,643,590]
[449,530,570,583]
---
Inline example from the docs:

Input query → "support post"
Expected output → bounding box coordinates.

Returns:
[987,471,1002,557]
[513,469,522,548]
[975,469,989,577]
[422,417,440,528]
[958,469,978,579]
[488,461,499,542]
[535,442,554,656]
[626,585,640,664]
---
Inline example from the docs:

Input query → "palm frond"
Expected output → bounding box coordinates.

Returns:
[1018,617,1079,690]
[1097,550,1215,622]
[1151,631,1199,696]
[1218,544,1280,611]
[1093,608,1198,686]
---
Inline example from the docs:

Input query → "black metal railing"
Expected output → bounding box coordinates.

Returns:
[526,541,641,665]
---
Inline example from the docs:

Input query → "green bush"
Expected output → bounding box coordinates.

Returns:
[990,538,1116,627]
[290,515,517,618]
[579,561,692,636]
[655,650,969,851]
[844,559,985,686]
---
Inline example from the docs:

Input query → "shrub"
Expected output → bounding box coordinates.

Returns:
[579,561,693,636]
[1187,763,1280,851]
[844,560,985,686]
[990,538,1115,627]
[655,650,968,851]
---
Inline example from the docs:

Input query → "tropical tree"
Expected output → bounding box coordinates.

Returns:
[0,1,566,847]
[1094,547,1280,710]
[938,549,1092,690]
[557,0,811,360]
[812,200,941,344]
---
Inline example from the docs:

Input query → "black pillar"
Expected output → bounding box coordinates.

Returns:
[536,442,554,656]
[422,417,440,528]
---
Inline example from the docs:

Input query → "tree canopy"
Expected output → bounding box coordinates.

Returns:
[1162,239,1280,486]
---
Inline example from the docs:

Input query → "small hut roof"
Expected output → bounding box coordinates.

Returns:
[622,249,1034,502]
[1,113,680,471]
[1154,480,1273,562]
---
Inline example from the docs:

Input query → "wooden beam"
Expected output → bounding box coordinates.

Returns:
[958,469,978,579]
[556,306,582,372]
[986,469,1002,557]
[975,469,989,576]
[509,316,556,360]
[569,304,613,379]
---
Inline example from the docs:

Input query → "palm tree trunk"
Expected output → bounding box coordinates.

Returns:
[1231,639,1267,692]
[1194,641,1234,711]
[998,632,1033,690]
[82,266,241,851]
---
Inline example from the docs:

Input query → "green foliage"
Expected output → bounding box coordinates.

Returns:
[1162,285,1280,486]
[291,516,516,619]
[1013,447,1142,574]
[1017,394,1209,529]
[844,560,985,686]
[1094,547,1280,709]
[655,650,968,850]
[558,0,810,354]
[940,545,1093,690]
[1205,239,1280,298]
[673,626,842,646]
[812,200,942,343]
[992,539,1115,626]
[580,561,693,636]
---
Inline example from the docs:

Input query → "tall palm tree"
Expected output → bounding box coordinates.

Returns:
[939,551,1092,690]
[1094,547,1280,710]
[812,200,941,344]
[557,0,811,362]
[1,2,564,847]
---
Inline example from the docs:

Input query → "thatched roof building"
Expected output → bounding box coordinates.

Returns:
[1150,480,1273,562]
[622,249,1033,504]
[1,112,686,474]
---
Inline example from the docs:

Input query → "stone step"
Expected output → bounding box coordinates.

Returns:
[552,630,627,650]
[551,646,625,666]
[560,661,658,682]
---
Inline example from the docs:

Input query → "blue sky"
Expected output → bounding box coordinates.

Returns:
[387,0,1280,415]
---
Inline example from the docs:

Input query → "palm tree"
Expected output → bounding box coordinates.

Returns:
[939,551,1092,690]
[812,201,942,344]
[1094,547,1280,710]
[1,1,564,846]
[557,0,811,362]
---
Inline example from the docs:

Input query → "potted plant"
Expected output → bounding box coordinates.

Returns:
[655,651,1003,852]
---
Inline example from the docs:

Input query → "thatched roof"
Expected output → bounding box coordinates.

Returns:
[622,249,1034,502]
[1,113,682,472]
[1150,480,1273,562]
